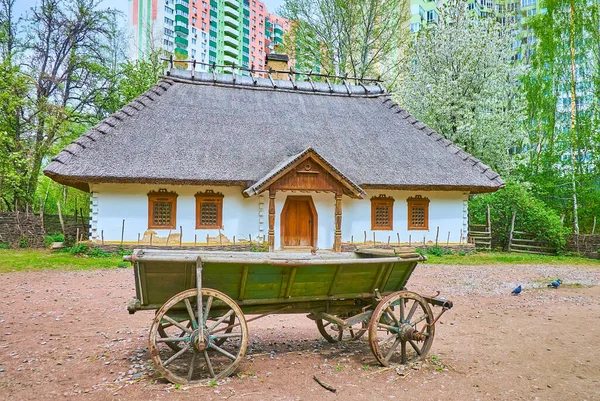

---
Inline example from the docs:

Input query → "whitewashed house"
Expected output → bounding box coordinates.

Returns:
[44,62,504,252]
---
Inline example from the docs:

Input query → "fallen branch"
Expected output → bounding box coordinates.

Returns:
[313,375,336,393]
[364,366,395,376]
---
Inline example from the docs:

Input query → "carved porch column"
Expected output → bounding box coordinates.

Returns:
[333,192,342,252]
[268,188,276,252]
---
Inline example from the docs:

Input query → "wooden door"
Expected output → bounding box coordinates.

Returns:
[281,196,317,248]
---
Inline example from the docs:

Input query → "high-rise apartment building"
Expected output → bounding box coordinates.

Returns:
[408,0,542,61]
[128,0,289,71]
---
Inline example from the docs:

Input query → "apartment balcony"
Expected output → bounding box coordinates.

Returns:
[224,35,239,48]
[175,47,189,58]
[224,15,239,28]
[175,14,188,24]
[175,4,189,13]
[224,24,239,38]
[224,54,238,65]
[224,0,239,10]
[175,25,189,35]
[224,44,238,57]
[175,36,189,47]
[224,4,238,18]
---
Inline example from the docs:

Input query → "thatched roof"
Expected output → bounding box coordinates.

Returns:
[44,69,504,194]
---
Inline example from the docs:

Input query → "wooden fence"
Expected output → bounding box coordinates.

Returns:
[468,205,491,250]
[507,207,557,255]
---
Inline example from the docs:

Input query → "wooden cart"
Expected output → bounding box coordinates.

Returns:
[125,249,452,384]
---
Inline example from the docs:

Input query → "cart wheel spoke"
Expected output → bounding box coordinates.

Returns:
[369,291,435,367]
[157,336,191,343]
[316,316,368,343]
[211,332,242,339]
[164,345,190,367]
[204,296,214,322]
[408,339,422,355]
[209,343,237,361]
[412,313,428,325]
[380,333,397,345]
[187,352,197,381]
[398,301,405,323]
[401,341,407,364]
[203,350,215,378]
[184,298,198,330]
[406,300,419,322]
[158,320,192,351]
[150,288,248,385]
[385,337,402,362]
[163,315,193,334]
[209,309,235,332]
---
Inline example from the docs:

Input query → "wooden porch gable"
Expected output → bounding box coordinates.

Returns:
[243,147,366,199]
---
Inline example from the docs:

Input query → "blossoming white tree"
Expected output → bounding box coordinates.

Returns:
[397,1,526,175]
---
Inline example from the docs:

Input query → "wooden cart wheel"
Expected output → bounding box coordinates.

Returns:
[149,288,248,384]
[157,313,234,351]
[316,318,367,343]
[369,291,435,366]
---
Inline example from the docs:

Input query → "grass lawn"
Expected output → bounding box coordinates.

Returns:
[423,251,600,266]
[0,249,599,273]
[0,249,124,273]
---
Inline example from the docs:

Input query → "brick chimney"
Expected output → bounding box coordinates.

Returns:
[265,53,289,80]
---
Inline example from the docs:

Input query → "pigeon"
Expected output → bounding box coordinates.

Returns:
[548,279,562,288]
[511,285,522,295]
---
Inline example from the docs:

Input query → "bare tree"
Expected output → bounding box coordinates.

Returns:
[22,0,120,202]
[280,0,410,81]
[0,0,17,60]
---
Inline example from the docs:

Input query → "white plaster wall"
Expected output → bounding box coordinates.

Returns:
[90,184,468,248]
[341,190,468,244]
[90,184,260,243]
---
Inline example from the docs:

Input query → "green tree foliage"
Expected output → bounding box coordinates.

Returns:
[397,1,527,176]
[519,0,600,233]
[470,183,570,251]
[280,0,409,81]
[0,0,164,216]
[0,58,30,210]
[105,52,164,113]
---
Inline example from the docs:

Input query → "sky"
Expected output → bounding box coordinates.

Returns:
[15,0,285,20]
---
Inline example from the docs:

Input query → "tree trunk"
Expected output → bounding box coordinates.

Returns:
[568,0,579,234]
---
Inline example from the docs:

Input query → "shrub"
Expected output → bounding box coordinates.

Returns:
[45,233,65,247]
[87,247,112,258]
[469,181,570,251]
[250,243,268,252]
[18,237,29,248]
[66,243,89,255]
[0,243,10,249]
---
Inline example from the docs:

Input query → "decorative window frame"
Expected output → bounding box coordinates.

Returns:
[371,194,394,231]
[147,189,178,229]
[195,190,224,229]
[407,195,430,230]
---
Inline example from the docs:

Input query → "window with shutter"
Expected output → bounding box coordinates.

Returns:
[407,195,430,230]
[195,190,224,229]
[370,195,394,230]
[147,189,178,229]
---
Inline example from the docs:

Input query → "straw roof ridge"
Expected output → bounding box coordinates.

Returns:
[45,80,174,170]
[381,98,505,187]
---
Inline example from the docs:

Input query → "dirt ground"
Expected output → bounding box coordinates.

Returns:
[1,261,599,401]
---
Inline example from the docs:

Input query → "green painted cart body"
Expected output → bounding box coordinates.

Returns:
[125,249,452,385]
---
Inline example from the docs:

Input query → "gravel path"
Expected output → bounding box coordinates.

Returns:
[0,262,599,400]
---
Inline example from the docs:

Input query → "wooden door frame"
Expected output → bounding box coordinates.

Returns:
[280,195,318,249]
